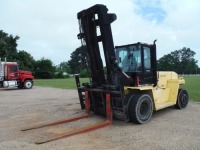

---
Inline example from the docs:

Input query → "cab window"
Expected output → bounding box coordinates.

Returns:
[143,47,151,69]
[115,45,141,72]
[10,66,18,72]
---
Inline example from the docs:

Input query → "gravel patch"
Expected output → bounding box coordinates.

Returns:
[0,86,200,150]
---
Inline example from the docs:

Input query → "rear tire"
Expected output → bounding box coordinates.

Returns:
[24,80,33,89]
[175,89,189,109]
[129,94,153,124]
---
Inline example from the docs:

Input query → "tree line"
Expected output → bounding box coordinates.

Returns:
[157,47,199,74]
[0,30,65,78]
[0,30,199,79]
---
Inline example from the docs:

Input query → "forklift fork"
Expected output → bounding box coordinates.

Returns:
[21,91,112,144]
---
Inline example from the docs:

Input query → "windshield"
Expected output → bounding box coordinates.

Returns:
[115,45,141,72]
[10,65,19,72]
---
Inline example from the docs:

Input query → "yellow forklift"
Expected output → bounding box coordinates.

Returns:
[75,4,189,124]
[22,4,189,144]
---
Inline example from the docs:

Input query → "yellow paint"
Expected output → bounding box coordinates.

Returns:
[125,86,153,91]
[152,88,170,103]
[124,71,185,111]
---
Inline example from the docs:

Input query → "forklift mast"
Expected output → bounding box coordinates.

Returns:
[77,4,118,87]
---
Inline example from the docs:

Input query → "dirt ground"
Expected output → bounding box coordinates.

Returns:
[0,86,200,150]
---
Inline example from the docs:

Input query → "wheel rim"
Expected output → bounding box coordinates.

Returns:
[25,81,32,88]
[139,99,152,120]
[180,92,188,108]
[140,101,149,117]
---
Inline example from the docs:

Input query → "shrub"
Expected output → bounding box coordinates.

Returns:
[34,71,53,79]
[80,69,90,78]
[54,71,70,78]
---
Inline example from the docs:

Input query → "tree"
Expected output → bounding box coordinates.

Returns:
[158,47,198,74]
[0,30,19,61]
[56,61,71,73]
[34,58,56,79]
[54,62,71,78]
[0,30,36,72]
[79,69,91,78]
[68,46,88,74]
[17,50,35,72]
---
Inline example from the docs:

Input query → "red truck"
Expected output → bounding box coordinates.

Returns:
[0,60,34,89]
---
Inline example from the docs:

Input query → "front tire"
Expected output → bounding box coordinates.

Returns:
[129,94,153,124]
[175,89,189,109]
[24,80,33,89]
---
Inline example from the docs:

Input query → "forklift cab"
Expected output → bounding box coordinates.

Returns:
[115,42,157,86]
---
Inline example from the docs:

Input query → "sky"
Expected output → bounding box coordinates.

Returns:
[0,0,200,65]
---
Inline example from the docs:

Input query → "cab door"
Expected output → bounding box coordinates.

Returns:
[7,65,19,80]
[142,44,157,86]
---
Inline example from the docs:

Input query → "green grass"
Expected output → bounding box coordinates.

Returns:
[181,76,200,102]
[34,76,200,102]
[34,78,89,89]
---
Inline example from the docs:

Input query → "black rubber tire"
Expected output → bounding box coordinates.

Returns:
[124,93,135,122]
[24,80,33,89]
[125,93,135,105]
[175,89,189,109]
[129,94,153,124]
[0,82,3,88]
[18,84,24,89]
